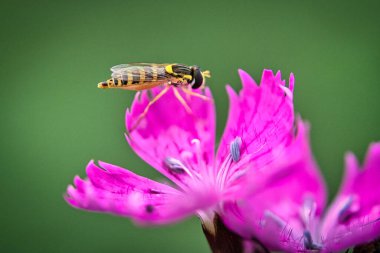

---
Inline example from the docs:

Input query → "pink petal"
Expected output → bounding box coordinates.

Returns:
[321,143,380,252]
[217,69,295,176]
[65,161,212,224]
[222,120,327,252]
[125,86,215,189]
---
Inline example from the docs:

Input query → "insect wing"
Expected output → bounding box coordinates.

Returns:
[110,63,169,82]
[111,63,170,73]
[112,63,152,72]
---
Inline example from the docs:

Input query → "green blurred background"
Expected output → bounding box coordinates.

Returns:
[1,0,379,252]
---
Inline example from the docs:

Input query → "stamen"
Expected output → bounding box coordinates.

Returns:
[300,197,317,229]
[338,195,359,223]
[303,230,322,250]
[225,153,253,184]
[303,230,313,249]
[164,157,193,177]
[230,137,242,162]
[217,136,243,189]
[191,139,201,150]
[263,210,286,228]
[216,153,233,189]
[191,138,207,175]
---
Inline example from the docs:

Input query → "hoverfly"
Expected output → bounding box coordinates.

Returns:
[98,63,211,131]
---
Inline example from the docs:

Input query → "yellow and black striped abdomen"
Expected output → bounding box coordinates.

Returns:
[98,65,169,89]
[115,65,167,86]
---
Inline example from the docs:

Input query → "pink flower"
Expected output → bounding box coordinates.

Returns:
[65,69,295,229]
[222,120,380,252]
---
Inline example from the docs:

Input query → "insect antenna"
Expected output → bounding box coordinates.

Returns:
[202,70,211,78]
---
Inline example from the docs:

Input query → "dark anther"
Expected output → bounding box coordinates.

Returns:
[230,137,242,162]
[164,157,186,174]
[303,230,321,250]
[338,196,355,223]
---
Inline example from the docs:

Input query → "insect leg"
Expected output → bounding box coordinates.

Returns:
[130,85,170,132]
[173,88,192,114]
[181,87,212,101]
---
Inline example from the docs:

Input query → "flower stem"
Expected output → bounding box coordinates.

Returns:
[353,238,380,252]
[201,213,269,253]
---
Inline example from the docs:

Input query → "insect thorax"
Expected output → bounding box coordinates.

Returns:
[163,64,193,87]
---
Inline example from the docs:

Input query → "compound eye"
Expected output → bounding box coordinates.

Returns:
[191,68,203,89]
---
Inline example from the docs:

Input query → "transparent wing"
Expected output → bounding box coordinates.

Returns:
[111,63,171,74]
[110,63,171,81]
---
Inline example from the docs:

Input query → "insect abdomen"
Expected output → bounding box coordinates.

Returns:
[118,66,166,86]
